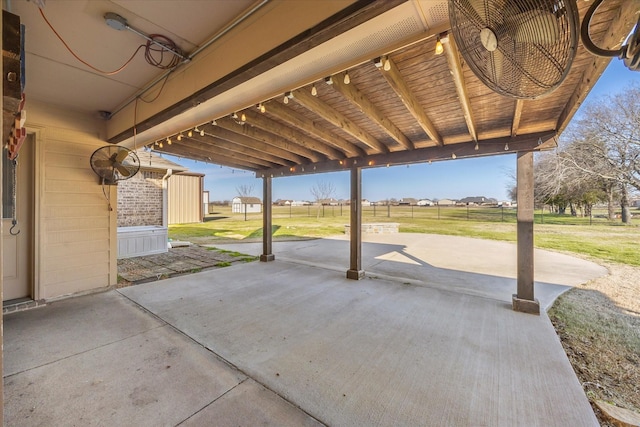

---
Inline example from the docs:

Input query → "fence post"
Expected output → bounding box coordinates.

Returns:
[387,204,391,218]
[438,204,440,220]
[467,204,469,220]
[411,205,414,218]
[289,204,292,218]
[373,204,376,217]
[501,205,504,222]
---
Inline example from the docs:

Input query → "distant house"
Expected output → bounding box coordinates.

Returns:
[318,198,339,206]
[459,196,498,206]
[361,199,372,206]
[232,196,262,213]
[417,199,434,206]
[291,200,310,206]
[437,199,456,206]
[399,198,418,205]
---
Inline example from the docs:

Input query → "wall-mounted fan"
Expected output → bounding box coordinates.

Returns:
[448,0,579,99]
[90,145,140,185]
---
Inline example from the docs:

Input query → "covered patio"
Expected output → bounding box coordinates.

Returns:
[2,0,638,423]
[4,234,607,425]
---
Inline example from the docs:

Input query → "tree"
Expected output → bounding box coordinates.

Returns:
[236,184,255,197]
[310,180,336,219]
[560,84,640,223]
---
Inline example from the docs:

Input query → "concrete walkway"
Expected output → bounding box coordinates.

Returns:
[3,234,607,426]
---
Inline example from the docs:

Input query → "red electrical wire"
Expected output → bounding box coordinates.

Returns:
[39,8,144,75]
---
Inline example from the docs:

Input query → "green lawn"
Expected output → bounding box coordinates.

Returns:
[169,205,640,266]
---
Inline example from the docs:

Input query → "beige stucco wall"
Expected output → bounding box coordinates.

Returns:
[27,100,116,300]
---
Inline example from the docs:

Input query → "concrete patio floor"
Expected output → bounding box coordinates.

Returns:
[3,234,608,426]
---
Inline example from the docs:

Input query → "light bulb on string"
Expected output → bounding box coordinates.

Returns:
[188,129,193,137]
[344,71,350,84]
[504,143,509,151]
[474,141,479,151]
[311,84,317,96]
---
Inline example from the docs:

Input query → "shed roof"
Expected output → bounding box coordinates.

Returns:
[135,150,188,173]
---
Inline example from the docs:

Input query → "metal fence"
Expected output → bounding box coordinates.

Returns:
[208,204,637,226]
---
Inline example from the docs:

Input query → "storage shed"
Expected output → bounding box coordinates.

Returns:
[232,197,262,214]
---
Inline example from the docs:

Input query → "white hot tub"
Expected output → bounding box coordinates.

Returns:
[117,225,168,259]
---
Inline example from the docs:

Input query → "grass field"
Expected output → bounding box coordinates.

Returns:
[170,205,640,266]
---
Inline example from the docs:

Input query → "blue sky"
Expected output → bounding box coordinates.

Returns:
[164,60,640,203]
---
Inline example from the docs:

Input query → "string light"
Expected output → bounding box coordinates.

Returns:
[283,91,293,104]
[452,153,457,159]
[344,71,350,84]
[241,112,247,122]
[200,128,205,136]
[166,137,171,145]
[159,141,164,148]
[504,142,509,151]
[258,103,266,113]
[435,35,444,55]
[188,129,193,137]
[474,141,479,151]
[211,119,217,125]
[383,57,391,71]
[311,84,317,96]
[177,133,182,141]
[324,76,333,85]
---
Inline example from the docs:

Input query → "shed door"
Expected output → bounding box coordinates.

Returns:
[3,135,33,301]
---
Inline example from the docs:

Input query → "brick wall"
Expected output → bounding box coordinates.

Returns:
[117,170,163,227]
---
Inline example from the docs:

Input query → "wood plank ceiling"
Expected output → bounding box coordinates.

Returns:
[143,0,637,178]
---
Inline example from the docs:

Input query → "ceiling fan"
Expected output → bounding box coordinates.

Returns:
[448,0,580,99]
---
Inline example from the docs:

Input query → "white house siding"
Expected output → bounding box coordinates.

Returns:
[30,101,116,300]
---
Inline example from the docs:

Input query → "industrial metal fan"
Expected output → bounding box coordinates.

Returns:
[89,145,140,185]
[448,0,580,99]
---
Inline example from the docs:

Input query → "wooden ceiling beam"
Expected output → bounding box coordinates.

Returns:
[215,117,324,163]
[331,72,415,150]
[242,109,345,160]
[292,88,389,153]
[205,123,306,164]
[169,139,276,168]
[511,99,524,137]
[158,143,263,170]
[557,0,639,134]
[182,134,292,167]
[441,34,477,143]
[376,56,442,146]
[257,131,557,177]
[265,101,366,157]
